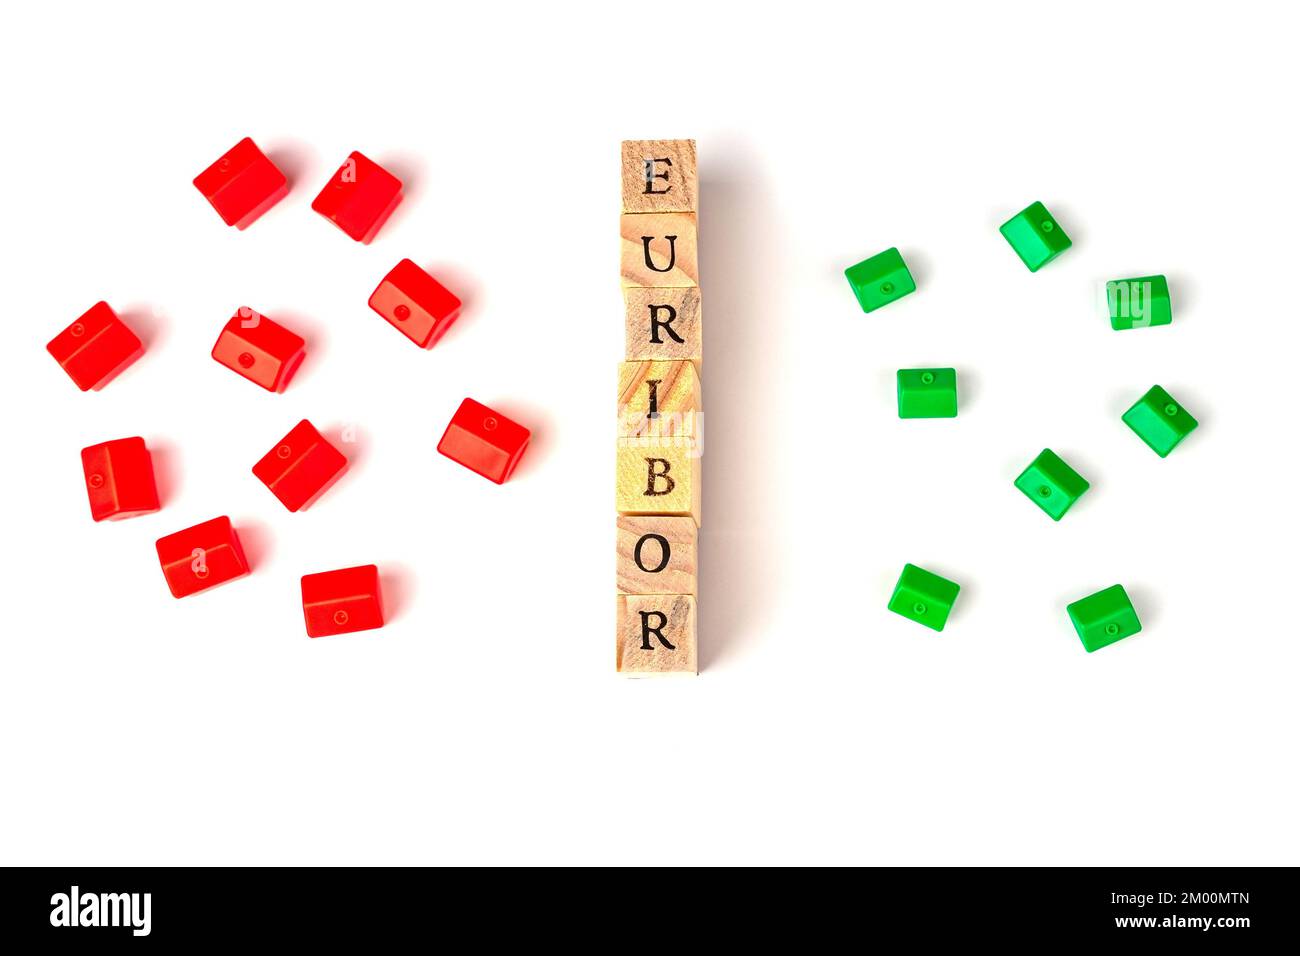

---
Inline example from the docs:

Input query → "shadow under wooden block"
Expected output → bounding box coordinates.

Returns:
[616,594,697,675]
[623,287,701,365]
[618,359,701,441]
[616,438,701,525]
[621,139,697,214]
[620,213,698,288]
[617,516,698,595]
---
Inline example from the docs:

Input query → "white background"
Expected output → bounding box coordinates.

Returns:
[2,1,1296,866]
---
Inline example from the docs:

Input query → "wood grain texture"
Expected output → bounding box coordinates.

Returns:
[618,360,700,440]
[616,141,700,675]
[616,438,701,525]
[617,516,697,595]
[616,594,697,675]
[623,287,701,365]
[620,213,698,288]
[621,139,697,214]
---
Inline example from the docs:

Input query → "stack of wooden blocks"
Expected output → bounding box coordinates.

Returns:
[615,140,701,676]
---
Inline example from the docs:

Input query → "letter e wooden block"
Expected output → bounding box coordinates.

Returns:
[623,287,701,365]
[616,439,700,524]
[617,516,697,595]
[621,139,697,214]
[620,213,698,288]
[616,594,697,675]
[618,360,700,441]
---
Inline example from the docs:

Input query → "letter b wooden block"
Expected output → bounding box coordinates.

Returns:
[616,439,700,524]
[616,594,697,675]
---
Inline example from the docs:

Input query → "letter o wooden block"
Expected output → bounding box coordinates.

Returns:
[616,516,697,595]
[616,594,697,676]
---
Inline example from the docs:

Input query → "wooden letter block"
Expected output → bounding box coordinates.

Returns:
[616,594,697,675]
[620,213,698,288]
[616,439,700,524]
[618,360,700,440]
[621,139,697,214]
[617,516,697,595]
[623,287,701,365]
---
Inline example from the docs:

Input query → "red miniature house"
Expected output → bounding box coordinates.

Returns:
[81,436,160,521]
[47,302,143,391]
[437,398,531,484]
[368,259,463,348]
[301,564,384,637]
[211,308,306,392]
[155,516,249,598]
[311,151,402,243]
[192,137,288,229]
[252,420,348,512]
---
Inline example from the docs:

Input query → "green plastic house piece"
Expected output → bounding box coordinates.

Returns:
[1108,274,1172,330]
[1067,584,1142,652]
[1122,385,1198,457]
[845,247,915,313]
[1015,448,1090,520]
[999,201,1071,272]
[888,563,960,632]
[897,368,957,418]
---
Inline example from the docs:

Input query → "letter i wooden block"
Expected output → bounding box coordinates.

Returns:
[617,140,700,676]
[618,359,701,441]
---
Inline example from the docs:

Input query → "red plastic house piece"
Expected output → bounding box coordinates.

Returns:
[192,137,288,229]
[311,151,402,243]
[155,515,249,598]
[211,308,305,392]
[437,398,531,484]
[301,564,385,637]
[252,419,348,512]
[46,302,143,391]
[81,436,160,521]
[368,259,463,348]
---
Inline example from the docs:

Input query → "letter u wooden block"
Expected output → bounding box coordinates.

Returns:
[615,438,700,524]
[620,213,698,287]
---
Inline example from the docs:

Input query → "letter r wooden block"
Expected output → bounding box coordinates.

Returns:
[618,360,700,440]
[616,594,697,675]
[621,139,697,213]
[616,439,700,524]
[620,213,698,288]
[617,516,697,594]
[623,287,701,365]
